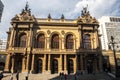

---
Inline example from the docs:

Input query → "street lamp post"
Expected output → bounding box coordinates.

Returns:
[109,36,119,77]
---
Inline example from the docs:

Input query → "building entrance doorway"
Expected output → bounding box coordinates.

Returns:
[68,59,74,74]
[87,60,93,73]
[15,56,22,72]
[37,59,42,73]
[52,59,58,74]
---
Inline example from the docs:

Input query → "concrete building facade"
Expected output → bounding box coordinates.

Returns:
[99,16,120,51]
[99,16,120,73]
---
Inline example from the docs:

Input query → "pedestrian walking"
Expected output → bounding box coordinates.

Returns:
[0,72,3,80]
[16,72,19,80]
[64,73,67,80]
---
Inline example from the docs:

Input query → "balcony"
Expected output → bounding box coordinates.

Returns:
[78,48,99,53]
[9,47,26,53]
[32,48,46,53]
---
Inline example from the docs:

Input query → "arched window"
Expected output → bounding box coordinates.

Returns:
[19,34,27,47]
[83,34,91,49]
[37,34,45,48]
[66,34,74,49]
[51,34,59,49]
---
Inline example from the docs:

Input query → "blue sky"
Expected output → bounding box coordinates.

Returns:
[0,0,120,39]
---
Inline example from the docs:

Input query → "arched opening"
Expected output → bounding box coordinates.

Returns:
[83,34,91,49]
[68,59,74,74]
[52,59,58,74]
[37,59,42,73]
[36,34,45,48]
[66,34,74,49]
[18,33,27,47]
[51,34,59,49]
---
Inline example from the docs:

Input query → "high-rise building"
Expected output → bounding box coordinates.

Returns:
[0,39,7,70]
[0,39,7,51]
[98,16,120,51]
[0,0,4,22]
[4,4,102,74]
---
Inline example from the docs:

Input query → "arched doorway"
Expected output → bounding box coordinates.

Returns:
[37,59,42,73]
[52,59,58,74]
[68,59,74,74]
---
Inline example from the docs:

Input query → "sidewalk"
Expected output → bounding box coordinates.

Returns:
[108,72,120,80]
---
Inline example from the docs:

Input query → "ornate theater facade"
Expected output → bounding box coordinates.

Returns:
[4,4,103,74]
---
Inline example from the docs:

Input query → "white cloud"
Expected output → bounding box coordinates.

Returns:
[0,0,119,39]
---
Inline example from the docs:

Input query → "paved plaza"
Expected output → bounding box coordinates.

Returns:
[2,72,119,80]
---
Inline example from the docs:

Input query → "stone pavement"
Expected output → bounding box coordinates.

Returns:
[51,72,115,80]
[1,72,117,80]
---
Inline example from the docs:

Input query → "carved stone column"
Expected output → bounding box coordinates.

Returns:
[4,53,11,72]
[48,54,51,73]
[46,37,50,49]
[74,55,77,73]
[64,54,67,74]
[26,54,30,72]
[61,38,64,50]
[9,27,15,47]
[22,56,26,72]
[30,54,35,73]
[11,54,15,73]
[28,24,33,48]
[43,54,46,73]
[59,54,62,73]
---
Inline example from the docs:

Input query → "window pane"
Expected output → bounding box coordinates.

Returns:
[66,34,74,49]
[51,34,59,49]
[37,34,45,48]
[83,34,91,49]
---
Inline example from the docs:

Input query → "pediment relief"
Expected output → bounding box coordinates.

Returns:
[77,7,98,24]
[12,2,36,22]
[12,12,35,22]
[77,15,98,24]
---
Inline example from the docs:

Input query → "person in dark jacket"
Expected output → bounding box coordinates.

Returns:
[0,72,3,80]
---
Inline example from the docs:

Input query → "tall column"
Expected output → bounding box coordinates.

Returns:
[80,54,83,70]
[48,54,51,73]
[59,54,62,73]
[43,54,46,73]
[74,55,77,73]
[46,37,50,50]
[30,54,35,73]
[11,55,15,73]
[22,56,26,72]
[4,53,11,72]
[64,54,67,74]
[61,38,64,50]
[9,28,15,47]
[28,27,33,47]
[26,54,30,72]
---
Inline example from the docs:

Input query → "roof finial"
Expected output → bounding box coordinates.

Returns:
[61,14,65,21]
[25,2,29,11]
[81,0,89,16]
